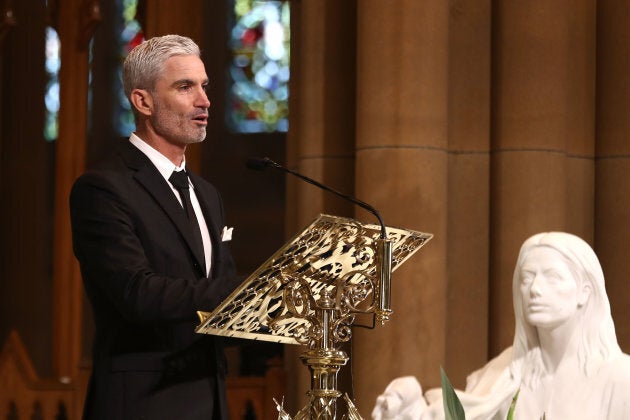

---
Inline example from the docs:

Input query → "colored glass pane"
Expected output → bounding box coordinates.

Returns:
[229,0,290,133]
[116,0,144,137]
[44,27,60,142]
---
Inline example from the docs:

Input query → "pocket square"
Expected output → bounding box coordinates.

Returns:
[221,226,233,242]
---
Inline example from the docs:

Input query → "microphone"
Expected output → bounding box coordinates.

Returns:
[246,156,387,239]
[247,156,394,325]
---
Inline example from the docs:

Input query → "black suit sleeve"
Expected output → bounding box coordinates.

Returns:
[70,171,242,324]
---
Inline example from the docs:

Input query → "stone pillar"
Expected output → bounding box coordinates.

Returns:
[595,0,630,350]
[353,0,449,411]
[490,1,596,354]
[284,0,358,414]
[289,0,356,224]
[445,0,492,387]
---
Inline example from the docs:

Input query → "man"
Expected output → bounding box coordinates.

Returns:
[70,34,242,419]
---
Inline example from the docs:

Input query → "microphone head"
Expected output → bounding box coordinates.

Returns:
[246,157,271,171]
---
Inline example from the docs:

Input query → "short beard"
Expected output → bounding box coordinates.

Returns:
[152,98,207,145]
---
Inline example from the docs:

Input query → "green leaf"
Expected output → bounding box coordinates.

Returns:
[506,389,520,420]
[441,367,466,420]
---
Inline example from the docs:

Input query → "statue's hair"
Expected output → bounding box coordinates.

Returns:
[509,232,621,387]
[122,34,200,98]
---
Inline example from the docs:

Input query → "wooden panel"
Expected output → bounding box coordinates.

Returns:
[226,358,286,420]
[1,330,286,420]
[0,0,55,379]
[0,331,74,419]
[52,0,99,384]
[0,0,16,46]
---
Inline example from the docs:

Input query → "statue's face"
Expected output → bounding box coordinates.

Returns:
[519,247,584,330]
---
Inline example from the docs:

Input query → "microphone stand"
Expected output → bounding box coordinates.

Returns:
[248,157,388,239]
[247,158,396,419]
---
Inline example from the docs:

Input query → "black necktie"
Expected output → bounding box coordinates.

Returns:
[169,170,206,273]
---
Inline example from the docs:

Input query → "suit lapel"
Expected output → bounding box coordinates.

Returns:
[120,142,207,276]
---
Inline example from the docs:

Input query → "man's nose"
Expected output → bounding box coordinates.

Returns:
[197,88,211,108]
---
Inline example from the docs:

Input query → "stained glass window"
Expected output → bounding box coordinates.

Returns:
[116,0,144,137]
[44,27,60,142]
[229,0,290,133]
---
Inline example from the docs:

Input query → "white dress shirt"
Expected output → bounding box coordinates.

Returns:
[129,133,212,276]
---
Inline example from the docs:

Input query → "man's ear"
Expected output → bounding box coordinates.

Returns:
[129,88,153,117]
[578,283,592,307]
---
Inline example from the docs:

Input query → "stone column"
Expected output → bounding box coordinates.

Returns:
[595,0,630,350]
[490,1,596,354]
[445,0,492,387]
[284,0,358,414]
[353,0,449,411]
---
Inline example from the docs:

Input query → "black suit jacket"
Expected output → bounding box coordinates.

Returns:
[70,141,242,420]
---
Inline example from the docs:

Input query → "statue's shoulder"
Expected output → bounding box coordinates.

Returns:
[464,347,513,395]
[598,353,630,418]
[612,353,630,377]
[597,353,630,388]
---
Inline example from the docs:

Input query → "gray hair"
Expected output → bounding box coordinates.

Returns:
[510,232,621,387]
[122,34,201,98]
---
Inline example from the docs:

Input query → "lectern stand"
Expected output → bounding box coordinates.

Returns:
[196,214,432,419]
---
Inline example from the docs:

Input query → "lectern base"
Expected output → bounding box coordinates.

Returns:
[276,393,363,420]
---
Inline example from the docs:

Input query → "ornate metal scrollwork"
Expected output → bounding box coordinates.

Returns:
[196,214,432,419]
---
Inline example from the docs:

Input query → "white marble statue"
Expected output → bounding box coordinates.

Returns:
[372,232,630,420]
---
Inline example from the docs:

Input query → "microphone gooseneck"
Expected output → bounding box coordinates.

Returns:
[246,156,387,239]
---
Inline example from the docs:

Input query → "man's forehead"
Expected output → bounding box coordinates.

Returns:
[161,55,208,81]
[163,54,205,70]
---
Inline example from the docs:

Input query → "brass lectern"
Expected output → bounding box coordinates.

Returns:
[196,214,432,419]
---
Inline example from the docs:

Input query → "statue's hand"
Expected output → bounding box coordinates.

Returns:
[372,391,403,419]
[371,376,427,420]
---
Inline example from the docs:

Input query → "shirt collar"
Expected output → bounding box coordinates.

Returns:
[129,133,186,181]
